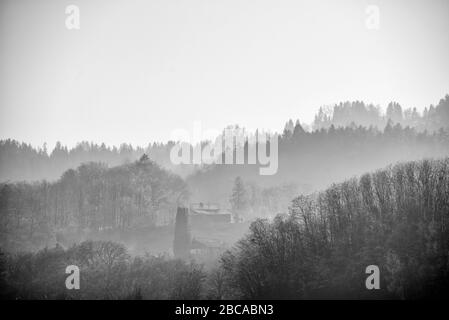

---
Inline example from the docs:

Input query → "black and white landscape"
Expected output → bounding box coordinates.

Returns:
[0,0,448,300]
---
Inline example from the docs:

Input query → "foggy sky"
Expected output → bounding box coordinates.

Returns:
[1,0,448,149]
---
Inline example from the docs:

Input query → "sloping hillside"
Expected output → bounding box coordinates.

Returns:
[221,158,449,299]
[0,157,189,252]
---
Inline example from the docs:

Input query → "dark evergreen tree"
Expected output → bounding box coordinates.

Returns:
[173,207,191,259]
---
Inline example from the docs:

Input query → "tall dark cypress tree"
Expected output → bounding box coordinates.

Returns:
[173,207,191,259]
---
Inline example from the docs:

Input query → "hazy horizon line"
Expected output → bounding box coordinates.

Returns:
[1,92,448,152]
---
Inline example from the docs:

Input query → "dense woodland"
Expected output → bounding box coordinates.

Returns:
[221,158,449,299]
[0,156,188,252]
[0,140,191,182]
[1,96,449,299]
[312,94,449,131]
[0,242,206,300]
[1,158,448,299]
[3,122,448,252]
[188,121,449,209]
[4,99,449,225]
[1,94,448,183]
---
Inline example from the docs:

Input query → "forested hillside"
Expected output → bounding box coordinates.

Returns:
[220,158,449,299]
[1,95,448,184]
[0,157,189,252]
[0,140,193,182]
[312,94,449,131]
[1,158,447,299]
[188,123,449,212]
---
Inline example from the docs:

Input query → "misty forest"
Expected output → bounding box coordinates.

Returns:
[1,96,449,299]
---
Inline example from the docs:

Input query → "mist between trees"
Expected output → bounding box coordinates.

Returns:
[1,158,448,299]
[2,121,448,253]
[1,95,448,183]
[1,95,449,299]
[0,158,190,253]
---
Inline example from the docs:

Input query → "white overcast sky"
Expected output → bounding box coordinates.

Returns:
[1,0,448,148]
